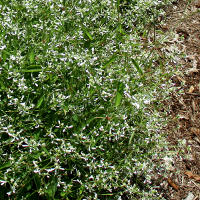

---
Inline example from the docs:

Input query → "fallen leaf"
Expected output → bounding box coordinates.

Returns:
[167,178,179,191]
[161,25,169,32]
[177,75,186,84]
[188,85,195,93]
[185,171,200,181]
[106,116,111,120]
[191,127,200,136]
[179,97,187,107]
[187,68,199,75]
[179,114,189,120]
[199,83,200,93]
[186,92,200,96]
[196,2,200,8]
[176,28,189,40]
[192,100,197,111]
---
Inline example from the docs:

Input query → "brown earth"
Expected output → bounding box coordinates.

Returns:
[155,0,200,199]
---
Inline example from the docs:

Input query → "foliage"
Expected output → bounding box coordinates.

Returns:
[0,0,173,199]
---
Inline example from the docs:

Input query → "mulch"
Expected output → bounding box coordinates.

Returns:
[156,0,200,199]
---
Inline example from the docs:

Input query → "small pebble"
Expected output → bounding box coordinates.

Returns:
[184,192,194,200]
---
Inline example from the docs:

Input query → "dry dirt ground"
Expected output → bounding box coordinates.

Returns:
[156,0,200,199]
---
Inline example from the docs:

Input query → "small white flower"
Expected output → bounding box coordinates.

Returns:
[46,168,55,172]
[0,180,7,185]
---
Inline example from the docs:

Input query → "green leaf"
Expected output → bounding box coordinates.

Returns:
[115,92,122,107]
[29,50,35,64]
[46,176,57,200]
[83,25,93,41]
[33,174,41,190]
[115,82,124,107]
[129,132,135,145]
[72,115,79,122]
[132,59,143,75]
[0,80,6,91]
[27,183,32,191]
[101,193,113,196]
[61,192,66,197]
[20,69,43,73]
[117,0,120,11]
[19,65,49,73]
[0,162,11,170]
[85,30,93,40]
[2,50,10,61]
[42,146,50,155]
[103,55,117,69]
[36,95,44,108]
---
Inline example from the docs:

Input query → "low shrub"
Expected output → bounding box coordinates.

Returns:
[0,0,173,199]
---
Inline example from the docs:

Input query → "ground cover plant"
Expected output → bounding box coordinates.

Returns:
[0,0,174,199]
